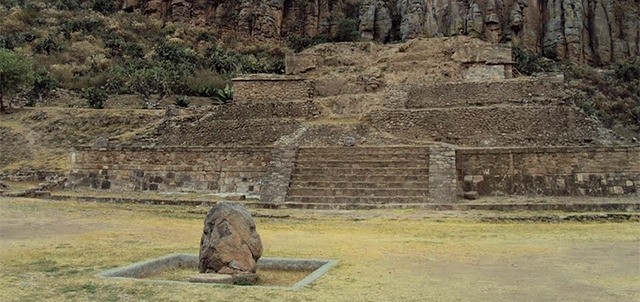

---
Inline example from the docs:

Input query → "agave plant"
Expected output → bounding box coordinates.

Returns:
[212,84,233,104]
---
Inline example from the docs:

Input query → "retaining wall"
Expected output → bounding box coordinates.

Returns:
[233,75,312,102]
[370,106,607,146]
[457,146,640,197]
[69,146,271,193]
[405,78,565,108]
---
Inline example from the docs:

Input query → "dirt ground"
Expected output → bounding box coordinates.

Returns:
[0,197,638,302]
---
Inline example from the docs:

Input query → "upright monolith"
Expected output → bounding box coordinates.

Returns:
[198,202,262,277]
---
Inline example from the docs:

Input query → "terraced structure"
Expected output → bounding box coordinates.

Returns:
[5,37,637,208]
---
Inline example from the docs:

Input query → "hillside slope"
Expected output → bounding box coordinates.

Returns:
[121,0,640,64]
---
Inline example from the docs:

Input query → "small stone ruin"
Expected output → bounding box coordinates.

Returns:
[195,201,262,285]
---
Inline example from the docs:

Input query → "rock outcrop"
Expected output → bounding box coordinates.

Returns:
[119,0,639,64]
[198,202,263,275]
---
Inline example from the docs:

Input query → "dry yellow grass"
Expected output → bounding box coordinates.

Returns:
[0,108,164,172]
[0,197,639,301]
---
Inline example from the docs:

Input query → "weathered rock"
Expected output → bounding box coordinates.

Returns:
[189,273,234,284]
[0,180,8,193]
[198,202,263,275]
[122,0,639,64]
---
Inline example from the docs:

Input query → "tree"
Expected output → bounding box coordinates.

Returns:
[127,65,175,108]
[27,68,57,106]
[0,49,34,112]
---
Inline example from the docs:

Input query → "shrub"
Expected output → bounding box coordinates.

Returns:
[287,34,328,53]
[16,6,40,25]
[104,38,125,57]
[185,69,226,97]
[124,42,144,59]
[513,46,545,75]
[0,48,34,112]
[91,0,115,15]
[174,95,190,108]
[335,18,360,42]
[81,86,107,109]
[0,0,23,8]
[155,41,198,68]
[0,35,16,49]
[51,0,81,10]
[60,17,104,36]
[17,31,38,43]
[614,58,640,82]
[204,45,241,74]
[27,68,57,105]
[33,36,62,55]
[239,48,285,74]
[196,31,219,43]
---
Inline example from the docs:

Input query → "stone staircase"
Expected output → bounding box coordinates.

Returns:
[285,147,431,204]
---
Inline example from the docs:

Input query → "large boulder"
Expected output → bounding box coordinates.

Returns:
[198,202,263,275]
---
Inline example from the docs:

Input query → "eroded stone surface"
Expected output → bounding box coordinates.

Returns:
[198,202,262,275]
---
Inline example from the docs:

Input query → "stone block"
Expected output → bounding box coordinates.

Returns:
[609,186,624,195]
[189,273,234,284]
[464,191,479,200]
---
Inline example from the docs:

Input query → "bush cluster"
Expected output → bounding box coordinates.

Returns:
[565,58,640,133]
[0,3,289,106]
[513,47,545,76]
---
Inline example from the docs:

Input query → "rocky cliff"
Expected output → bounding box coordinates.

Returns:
[119,0,639,64]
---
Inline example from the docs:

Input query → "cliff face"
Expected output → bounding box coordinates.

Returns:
[119,0,639,64]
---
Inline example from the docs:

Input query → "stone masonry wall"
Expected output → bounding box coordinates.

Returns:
[405,77,565,109]
[260,125,308,204]
[69,146,271,193]
[429,144,457,203]
[457,146,640,197]
[259,147,298,204]
[233,76,313,102]
[369,106,609,147]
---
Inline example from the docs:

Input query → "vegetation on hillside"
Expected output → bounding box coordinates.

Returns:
[565,58,640,139]
[514,46,639,140]
[0,1,285,108]
[0,48,34,112]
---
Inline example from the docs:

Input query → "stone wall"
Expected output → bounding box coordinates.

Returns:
[451,44,514,82]
[457,146,640,197]
[428,144,457,203]
[68,146,271,193]
[196,101,317,120]
[233,75,313,102]
[369,106,610,147]
[259,147,298,203]
[405,77,565,109]
[136,117,302,147]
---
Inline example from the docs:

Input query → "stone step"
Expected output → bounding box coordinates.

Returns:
[287,188,429,197]
[294,160,428,168]
[290,181,427,189]
[292,167,429,176]
[290,174,429,182]
[296,154,429,161]
[297,148,430,156]
[285,196,428,204]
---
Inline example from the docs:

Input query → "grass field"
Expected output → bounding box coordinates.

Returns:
[1,197,639,301]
